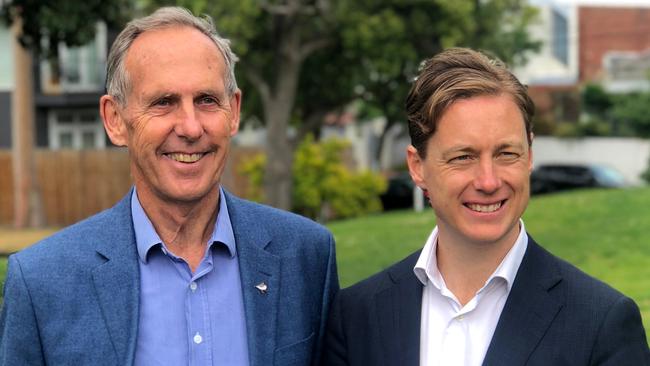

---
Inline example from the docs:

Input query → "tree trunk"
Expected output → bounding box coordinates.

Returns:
[264,104,294,210]
[11,17,44,228]
[260,20,304,210]
[374,118,396,170]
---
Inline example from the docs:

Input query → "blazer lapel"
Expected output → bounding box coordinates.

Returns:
[482,238,563,366]
[376,251,423,366]
[226,192,281,366]
[90,193,140,365]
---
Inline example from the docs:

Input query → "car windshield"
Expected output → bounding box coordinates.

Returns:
[591,165,626,186]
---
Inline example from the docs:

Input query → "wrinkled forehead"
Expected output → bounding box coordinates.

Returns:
[123,26,228,98]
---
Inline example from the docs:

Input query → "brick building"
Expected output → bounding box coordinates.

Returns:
[579,6,650,82]
[515,3,650,130]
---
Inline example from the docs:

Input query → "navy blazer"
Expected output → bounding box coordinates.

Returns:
[0,189,339,366]
[323,237,649,366]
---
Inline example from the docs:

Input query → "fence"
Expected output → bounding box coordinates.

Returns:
[0,147,261,227]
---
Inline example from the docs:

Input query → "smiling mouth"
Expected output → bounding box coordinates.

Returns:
[466,200,505,213]
[165,152,205,163]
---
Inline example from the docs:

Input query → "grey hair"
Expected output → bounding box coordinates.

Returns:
[105,6,239,105]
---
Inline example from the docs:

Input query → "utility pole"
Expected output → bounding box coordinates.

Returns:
[11,15,43,228]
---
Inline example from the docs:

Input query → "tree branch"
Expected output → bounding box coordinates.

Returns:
[299,38,331,60]
[260,0,317,16]
[241,63,272,106]
[294,108,330,146]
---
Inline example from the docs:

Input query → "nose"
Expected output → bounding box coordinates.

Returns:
[174,100,203,141]
[473,158,502,193]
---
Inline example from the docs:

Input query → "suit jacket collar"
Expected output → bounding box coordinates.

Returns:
[88,189,283,366]
[376,250,423,366]
[90,190,140,365]
[482,236,564,366]
[224,191,281,366]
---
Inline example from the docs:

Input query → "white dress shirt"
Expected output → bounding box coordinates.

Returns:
[413,221,528,366]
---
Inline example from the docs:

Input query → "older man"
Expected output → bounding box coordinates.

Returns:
[0,7,337,366]
[322,48,649,366]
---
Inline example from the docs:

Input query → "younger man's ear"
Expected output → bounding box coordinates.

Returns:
[100,95,128,147]
[406,145,427,190]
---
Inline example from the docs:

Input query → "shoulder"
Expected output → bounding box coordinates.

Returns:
[525,238,649,361]
[524,237,645,340]
[12,194,132,272]
[225,192,332,241]
[527,238,627,306]
[339,250,422,303]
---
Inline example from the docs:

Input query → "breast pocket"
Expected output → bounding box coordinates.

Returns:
[273,331,315,366]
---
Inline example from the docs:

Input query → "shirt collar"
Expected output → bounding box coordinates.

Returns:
[413,219,528,292]
[131,187,237,263]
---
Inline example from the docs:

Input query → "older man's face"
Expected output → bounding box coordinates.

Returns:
[111,26,240,204]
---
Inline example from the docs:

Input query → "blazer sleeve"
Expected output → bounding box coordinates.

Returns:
[0,255,45,365]
[590,295,650,365]
[312,233,340,366]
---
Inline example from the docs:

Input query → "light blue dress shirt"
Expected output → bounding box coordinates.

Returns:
[131,188,249,366]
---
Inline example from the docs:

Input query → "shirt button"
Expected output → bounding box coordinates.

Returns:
[193,333,203,344]
[457,315,465,321]
[189,282,198,291]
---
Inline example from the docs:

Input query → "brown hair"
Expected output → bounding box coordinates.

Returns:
[405,47,534,157]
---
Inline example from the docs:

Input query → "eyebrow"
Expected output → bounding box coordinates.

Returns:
[440,141,526,158]
[142,89,225,106]
[440,146,476,160]
[142,92,179,106]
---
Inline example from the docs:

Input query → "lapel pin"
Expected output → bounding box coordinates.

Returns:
[255,282,268,294]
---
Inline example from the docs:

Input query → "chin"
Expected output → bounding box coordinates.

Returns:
[162,183,217,203]
[470,229,519,246]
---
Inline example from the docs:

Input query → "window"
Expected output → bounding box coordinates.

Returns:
[48,109,106,150]
[41,22,107,92]
[0,25,13,90]
[552,9,569,65]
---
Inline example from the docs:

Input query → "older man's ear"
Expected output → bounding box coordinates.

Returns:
[100,95,128,147]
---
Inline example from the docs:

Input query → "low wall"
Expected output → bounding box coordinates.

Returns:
[532,137,650,185]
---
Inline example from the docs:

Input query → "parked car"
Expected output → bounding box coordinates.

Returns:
[380,172,418,210]
[530,163,627,195]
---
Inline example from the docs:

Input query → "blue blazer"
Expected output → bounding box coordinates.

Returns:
[323,237,650,366]
[0,190,339,366]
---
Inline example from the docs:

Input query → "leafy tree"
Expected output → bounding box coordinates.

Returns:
[1,0,132,80]
[612,92,650,138]
[342,0,541,166]
[144,0,539,210]
[583,83,613,116]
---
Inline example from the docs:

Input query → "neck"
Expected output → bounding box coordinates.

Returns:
[435,225,519,305]
[136,185,221,271]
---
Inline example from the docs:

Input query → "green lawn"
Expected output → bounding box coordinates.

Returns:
[328,186,650,340]
[0,187,648,340]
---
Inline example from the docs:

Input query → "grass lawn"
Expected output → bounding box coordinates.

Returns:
[0,227,58,255]
[328,186,650,341]
[0,187,648,341]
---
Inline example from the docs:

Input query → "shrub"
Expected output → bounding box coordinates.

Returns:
[237,153,266,203]
[642,155,650,185]
[239,135,387,221]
